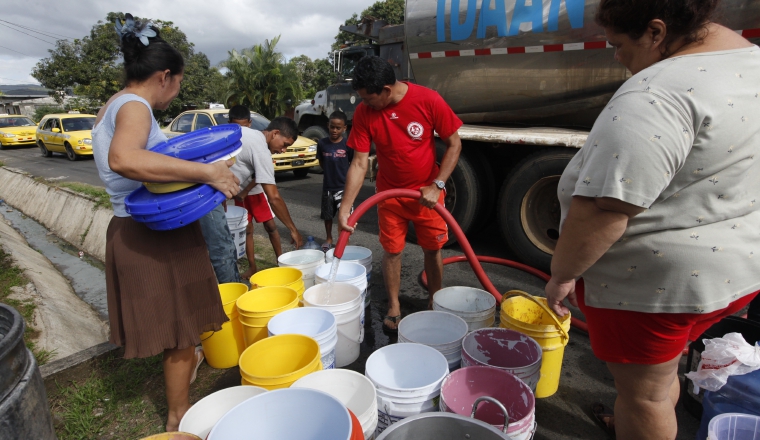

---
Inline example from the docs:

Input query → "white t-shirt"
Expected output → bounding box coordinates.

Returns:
[558,46,760,314]
[230,128,276,196]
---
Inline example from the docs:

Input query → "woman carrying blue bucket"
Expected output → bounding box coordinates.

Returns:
[91,14,239,432]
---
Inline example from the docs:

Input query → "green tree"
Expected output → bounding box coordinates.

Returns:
[288,55,335,99]
[332,0,405,51]
[221,36,303,119]
[32,12,221,118]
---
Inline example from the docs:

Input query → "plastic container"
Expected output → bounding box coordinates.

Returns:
[314,262,368,329]
[278,249,326,289]
[460,328,543,393]
[433,286,496,332]
[683,316,760,419]
[292,369,379,440]
[236,286,299,347]
[439,366,536,440]
[178,385,267,438]
[225,206,248,259]
[397,311,469,371]
[365,343,449,435]
[697,368,760,440]
[303,236,321,250]
[238,334,323,390]
[374,412,507,440]
[124,183,217,215]
[326,246,373,309]
[706,413,760,440]
[500,291,570,398]
[207,388,352,440]
[303,283,363,367]
[267,307,338,369]
[199,283,249,368]
[250,267,306,305]
[148,124,242,162]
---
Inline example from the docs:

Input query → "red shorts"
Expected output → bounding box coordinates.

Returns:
[377,190,447,253]
[234,193,274,223]
[577,278,759,365]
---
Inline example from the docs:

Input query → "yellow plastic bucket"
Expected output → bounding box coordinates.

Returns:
[239,334,322,390]
[199,283,250,369]
[236,287,299,346]
[499,290,570,398]
[250,267,306,304]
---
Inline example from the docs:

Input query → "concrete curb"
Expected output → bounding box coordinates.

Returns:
[0,167,111,262]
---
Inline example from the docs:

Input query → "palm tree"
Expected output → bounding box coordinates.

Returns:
[220,36,303,119]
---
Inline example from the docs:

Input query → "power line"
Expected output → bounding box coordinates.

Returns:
[0,22,56,45]
[0,19,76,41]
[0,76,37,84]
[0,44,32,57]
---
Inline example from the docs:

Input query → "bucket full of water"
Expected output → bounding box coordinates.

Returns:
[326,246,373,309]
[224,205,248,259]
[267,307,338,370]
[207,388,352,440]
[250,267,306,305]
[315,262,368,330]
[499,290,570,398]
[303,283,363,367]
[199,283,249,368]
[439,366,536,439]
[236,286,299,347]
[238,334,322,390]
[292,369,379,439]
[365,343,449,436]
[178,385,267,438]
[433,286,496,332]
[461,328,543,393]
[398,311,468,371]
[278,250,325,289]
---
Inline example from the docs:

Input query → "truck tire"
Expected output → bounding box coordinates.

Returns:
[407,144,481,247]
[468,148,496,232]
[497,148,576,273]
[302,126,328,174]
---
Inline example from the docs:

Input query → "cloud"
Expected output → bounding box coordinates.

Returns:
[0,0,380,86]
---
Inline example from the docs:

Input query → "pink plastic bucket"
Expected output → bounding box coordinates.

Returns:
[440,366,536,440]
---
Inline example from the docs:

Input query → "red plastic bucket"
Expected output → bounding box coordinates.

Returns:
[348,409,364,440]
[460,328,542,392]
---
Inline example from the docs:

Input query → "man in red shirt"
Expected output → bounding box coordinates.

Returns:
[338,56,462,331]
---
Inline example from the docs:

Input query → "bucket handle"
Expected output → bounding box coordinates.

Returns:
[502,289,570,343]
[471,396,509,434]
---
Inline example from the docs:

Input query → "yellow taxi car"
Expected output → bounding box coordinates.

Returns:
[0,114,38,149]
[36,113,96,161]
[163,109,318,177]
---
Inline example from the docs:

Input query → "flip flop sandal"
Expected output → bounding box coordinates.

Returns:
[591,402,615,437]
[190,346,205,385]
[382,314,401,333]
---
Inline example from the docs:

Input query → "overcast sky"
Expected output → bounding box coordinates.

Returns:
[0,0,380,87]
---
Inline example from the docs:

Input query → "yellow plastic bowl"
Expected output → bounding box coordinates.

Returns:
[250,267,303,289]
[236,287,299,318]
[239,334,321,385]
[143,181,196,194]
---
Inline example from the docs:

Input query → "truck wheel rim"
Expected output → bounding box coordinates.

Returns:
[444,175,456,211]
[520,176,561,255]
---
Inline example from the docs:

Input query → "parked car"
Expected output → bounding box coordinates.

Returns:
[0,114,38,149]
[35,113,96,161]
[162,109,318,177]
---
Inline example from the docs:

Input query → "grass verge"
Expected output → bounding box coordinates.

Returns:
[0,248,56,365]
[56,182,112,210]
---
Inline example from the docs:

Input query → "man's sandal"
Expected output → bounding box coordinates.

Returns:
[591,402,615,437]
[382,314,401,333]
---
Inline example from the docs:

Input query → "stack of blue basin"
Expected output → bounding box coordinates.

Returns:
[125,124,242,231]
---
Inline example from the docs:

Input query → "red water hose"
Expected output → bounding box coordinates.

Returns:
[333,189,589,333]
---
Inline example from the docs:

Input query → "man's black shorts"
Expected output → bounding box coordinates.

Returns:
[320,190,344,220]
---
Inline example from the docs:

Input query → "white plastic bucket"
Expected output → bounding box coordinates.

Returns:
[225,206,249,259]
[433,286,496,332]
[178,385,267,438]
[292,369,379,440]
[398,311,468,371]
[315,262,368,333]
[207,388,352,440]
[326,246,373,309]
[278,250,326,289]
[267,307,339,369]
[303,283,363,368]
[365,343,449,436]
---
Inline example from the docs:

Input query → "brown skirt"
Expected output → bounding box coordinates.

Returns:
[105,216,228,359]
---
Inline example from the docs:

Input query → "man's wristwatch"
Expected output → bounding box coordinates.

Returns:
[433,179,446,190]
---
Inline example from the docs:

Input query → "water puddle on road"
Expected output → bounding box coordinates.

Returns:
[0,206,108,321]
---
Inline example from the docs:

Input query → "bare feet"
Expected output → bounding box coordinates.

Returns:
[166,404,191,432]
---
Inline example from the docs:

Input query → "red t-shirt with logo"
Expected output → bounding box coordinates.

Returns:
[347,83,462,192]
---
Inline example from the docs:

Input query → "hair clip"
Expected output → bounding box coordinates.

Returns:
[114,13,157,46]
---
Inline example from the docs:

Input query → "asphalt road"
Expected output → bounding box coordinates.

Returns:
[0,144,703,439]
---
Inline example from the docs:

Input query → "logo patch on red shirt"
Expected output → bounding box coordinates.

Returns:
[407,122,424,140]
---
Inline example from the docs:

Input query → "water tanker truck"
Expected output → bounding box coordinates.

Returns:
[296,0,760,272]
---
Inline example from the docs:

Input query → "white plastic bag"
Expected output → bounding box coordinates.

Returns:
[685,332,760,393]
